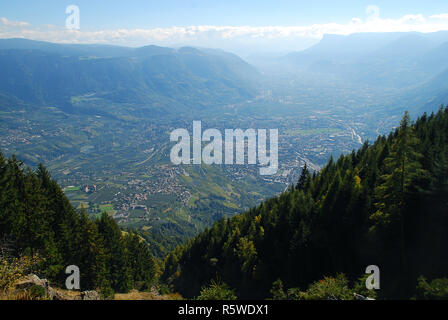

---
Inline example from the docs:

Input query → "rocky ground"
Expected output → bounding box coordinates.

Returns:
[1,274,101,300]
[1,273,181,300]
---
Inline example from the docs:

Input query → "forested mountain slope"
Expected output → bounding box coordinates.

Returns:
[0,154,157,295]
[162,107,448,299]
[0,39,259,116]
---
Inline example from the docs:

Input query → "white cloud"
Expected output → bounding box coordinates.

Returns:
[2,11,448,51]
[430,13,448,20]
[1,17,30,27]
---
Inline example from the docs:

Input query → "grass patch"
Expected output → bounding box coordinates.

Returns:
[64,186,80,192]
[285,128,341,136]
[99,204,116,215]
[77,202,89,210]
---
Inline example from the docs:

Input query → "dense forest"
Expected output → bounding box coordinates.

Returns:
[0,155,157,296]
[162,107,448,300]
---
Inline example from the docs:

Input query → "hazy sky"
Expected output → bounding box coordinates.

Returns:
[2,1,448,55]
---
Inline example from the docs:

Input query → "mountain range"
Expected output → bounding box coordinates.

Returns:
[2,33,448,300]
[2,34,448,117]
[2,34,448,258]
[281,31,448,114]
[0,38,259,116]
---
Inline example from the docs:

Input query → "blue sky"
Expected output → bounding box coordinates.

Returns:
[2,0,448,28]
[2,1,448,55]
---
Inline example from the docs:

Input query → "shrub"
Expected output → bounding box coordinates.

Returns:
[196,280,237,300]
[0,254,41,291]
[301,274,353,300]
[415,276,448,300]
[28,285,47,299]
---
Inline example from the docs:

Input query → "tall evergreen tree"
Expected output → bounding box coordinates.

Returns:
[371,111,427,279]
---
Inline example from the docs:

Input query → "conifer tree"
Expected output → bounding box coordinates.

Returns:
[296,163,311,191]
[371,111,426,274]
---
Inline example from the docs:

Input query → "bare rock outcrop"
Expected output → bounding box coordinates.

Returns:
[15,274,54,299]
[13,274,99,300]
[81,290,100,300]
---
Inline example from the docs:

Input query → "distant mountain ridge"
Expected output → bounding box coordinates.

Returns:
[0,38,260,116]
[284,32,448,83]
[285,31,448,65]
[282,31,448,114]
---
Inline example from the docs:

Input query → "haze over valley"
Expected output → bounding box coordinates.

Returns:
[1,31,448,254]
